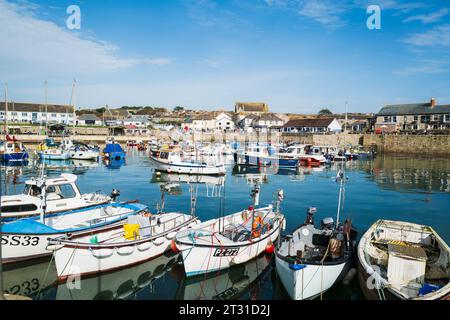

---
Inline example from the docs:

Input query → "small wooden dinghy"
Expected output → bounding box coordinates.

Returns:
[174,186,285,277]
[357,220,450,300]
[49,212,200,282]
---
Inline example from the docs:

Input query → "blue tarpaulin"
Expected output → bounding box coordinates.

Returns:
[103,143,125,153]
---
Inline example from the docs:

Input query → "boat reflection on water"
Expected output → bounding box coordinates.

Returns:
[54,252,179,300]
[150,171,225,197]
[2,259,58,300]
[175,253,273,300]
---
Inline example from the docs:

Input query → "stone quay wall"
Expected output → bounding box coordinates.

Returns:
[363,134,450,156]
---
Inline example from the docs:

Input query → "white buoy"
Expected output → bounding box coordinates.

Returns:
[342,268,357,286]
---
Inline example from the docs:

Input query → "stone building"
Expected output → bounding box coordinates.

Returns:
[375,99,450,133]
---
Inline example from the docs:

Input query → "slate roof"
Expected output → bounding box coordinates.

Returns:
[235,102,268,113]
[378,103,450,116]
[0,102,74,113]
[284,118,335,128]
[78,114,101,121]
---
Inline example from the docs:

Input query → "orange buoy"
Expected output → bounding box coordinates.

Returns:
[265,242,275,254]
[171,239,180,253]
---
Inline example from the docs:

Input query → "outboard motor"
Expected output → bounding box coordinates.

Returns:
[321,217,334,230]
[110,189,121,201]
[305,207,317,225]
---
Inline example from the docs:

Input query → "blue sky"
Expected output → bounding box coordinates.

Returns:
[1,0,450,113]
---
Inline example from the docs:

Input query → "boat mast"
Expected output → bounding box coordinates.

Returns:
[44,80,48,137]
[4,83,8,140]
[336,160,346,228]
[69,79,77,140]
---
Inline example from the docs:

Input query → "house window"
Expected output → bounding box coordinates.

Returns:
[433,115,440,121]
[384,116,390,123]
[413,124,418,130]
[414,115,418,121]
[421,115,430,123]
[51,113,57,118]
[11,112,17,116]
[392,116,397,123]
[22,113,28,117]
[445,115,450,123]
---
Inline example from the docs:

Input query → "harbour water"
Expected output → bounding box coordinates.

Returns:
[1,149,449,300]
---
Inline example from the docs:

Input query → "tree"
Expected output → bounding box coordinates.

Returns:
[318,109,333,116]
[174,106,184,112]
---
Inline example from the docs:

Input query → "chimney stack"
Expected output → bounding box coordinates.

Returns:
[430,98,436,108]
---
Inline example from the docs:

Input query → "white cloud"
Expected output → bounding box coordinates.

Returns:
[395,59,450,75]
[403,8,449,24]
[0,0,171,79]
[404,24,450,47]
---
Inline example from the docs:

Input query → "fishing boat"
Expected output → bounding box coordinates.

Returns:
[276,144,327,166]
[357,220,450,300]
[150,149,226,176]
[0,173,112,221]
[234,144,298,168]
[48,185,201,282]
[0,137,29,163]
[1,85,29,162]
[1,200,147,264]
[174,184,285,277]
[275,165,358,300]
[103,142,126,161]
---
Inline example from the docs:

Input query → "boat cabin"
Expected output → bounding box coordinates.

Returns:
[23,174,82,200]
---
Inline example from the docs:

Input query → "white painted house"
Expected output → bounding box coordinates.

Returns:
[123,115,151,128]
[283,118,342,133]
[0,102,74,125]
[215,112,235,131]
[190,114,216,132]
[76,114,103,126]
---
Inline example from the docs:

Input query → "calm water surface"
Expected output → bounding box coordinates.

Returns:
[1,149,449,300]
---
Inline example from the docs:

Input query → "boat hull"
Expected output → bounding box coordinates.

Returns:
[150,157,226,176]
[38,152,70,160]
[177,216,284,277]
[1,152,29,162]
[1,221,125,265]
[52,216,200,281]
[275,255,350,300]
[70,150,99,160]
[234,154,298,168]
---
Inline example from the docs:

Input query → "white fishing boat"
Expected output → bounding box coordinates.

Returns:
[277,144,327,165]
[275,166,358,300]
[357,220,450,300]
[61,140,100,161]
[37,146,71,161]
[174,185,285,277]
[0,173,112,221]
[1,201,147,264]
[150,150,226,176]
[49,211,199,282]
[49,186,201,282]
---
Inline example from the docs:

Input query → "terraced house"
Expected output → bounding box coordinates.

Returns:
[0,102,74,124]
[376,99,450,133]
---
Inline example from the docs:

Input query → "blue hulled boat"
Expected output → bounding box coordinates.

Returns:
[103,142,126,161]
